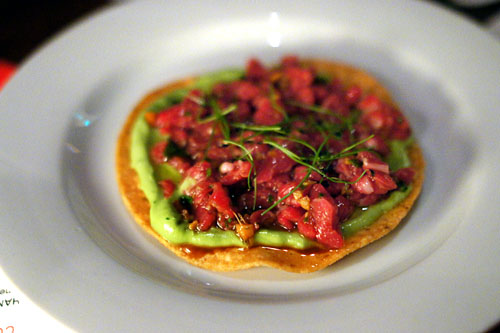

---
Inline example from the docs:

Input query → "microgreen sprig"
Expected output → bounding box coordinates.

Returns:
[198,103,237,124]
[339,134,374,154]
[283,136,317,154]
[231,123,286,134]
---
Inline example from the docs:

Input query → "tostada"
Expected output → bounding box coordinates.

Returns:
[116,55,424,273]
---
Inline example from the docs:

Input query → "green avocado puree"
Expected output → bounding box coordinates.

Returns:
[130,69,413,249]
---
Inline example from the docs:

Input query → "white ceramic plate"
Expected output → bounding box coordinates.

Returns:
[1,0,499,331]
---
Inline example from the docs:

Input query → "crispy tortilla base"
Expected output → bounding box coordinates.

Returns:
[116,59,425,273]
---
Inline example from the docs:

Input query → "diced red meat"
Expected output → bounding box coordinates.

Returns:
[150,141,167,164]
[167,156,191,176]
[363,135,390,155]
[195,206,217,231]
[183,90,204,116]
[362,109,392,131]
[206,145,239,163]
[358,95,384,114]
[233,81,261,101]
[312,85,329,102]
[293,166,322,182]
[285,67,314,92]
[154,104,182,131]
[321,93,349,117]
[325,180,345,197]
[335,195,354,222]
[308,184,336,206]
[259,173,291,193]
[186,161,212,182]
[357,151,390,174]
[297,217,316,240]
[352,174,375,194]
[170,128,188,147]
[155,104,194,135]
[219,160,252,185]
[393,167,416,184]
[208,182,235,217]
[310,197,343,249]
[335,157,363,181]
[212,82,233,101]
[186,180,212,203]
[328,79,344,95]
[227,101,251,122]
[390,110,411,140]
[327,136,349,154]
[351,171,397,195]
[256,149,296,184]
[295,87,315,105]
[291,119,307,130]
[238,186,275,211]
[277,206,304,230]
[249,210,276,226]
[159,180,176,198]
[281,55,300,68]
[350,192,382,207]
[186,180,217,230]
[277,181,302,208]
[371,171,397,194]
[246,58,267,80]
[358,95,411,140]
[344,85,362,106]
[252,96,284,125]
[244,143,269,159]
[336,153,395,195]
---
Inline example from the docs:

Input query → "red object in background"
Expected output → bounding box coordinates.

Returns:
[0,60,16,90]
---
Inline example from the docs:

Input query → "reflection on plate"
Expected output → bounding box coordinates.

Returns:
[1,1,499,331]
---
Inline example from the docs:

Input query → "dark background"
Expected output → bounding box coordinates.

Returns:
[0,1,499,64]
[0,1,111,63]
[0,1,499,332]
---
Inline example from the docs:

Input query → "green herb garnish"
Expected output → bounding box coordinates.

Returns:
[198,103,237,124]
[231,123,286,134]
